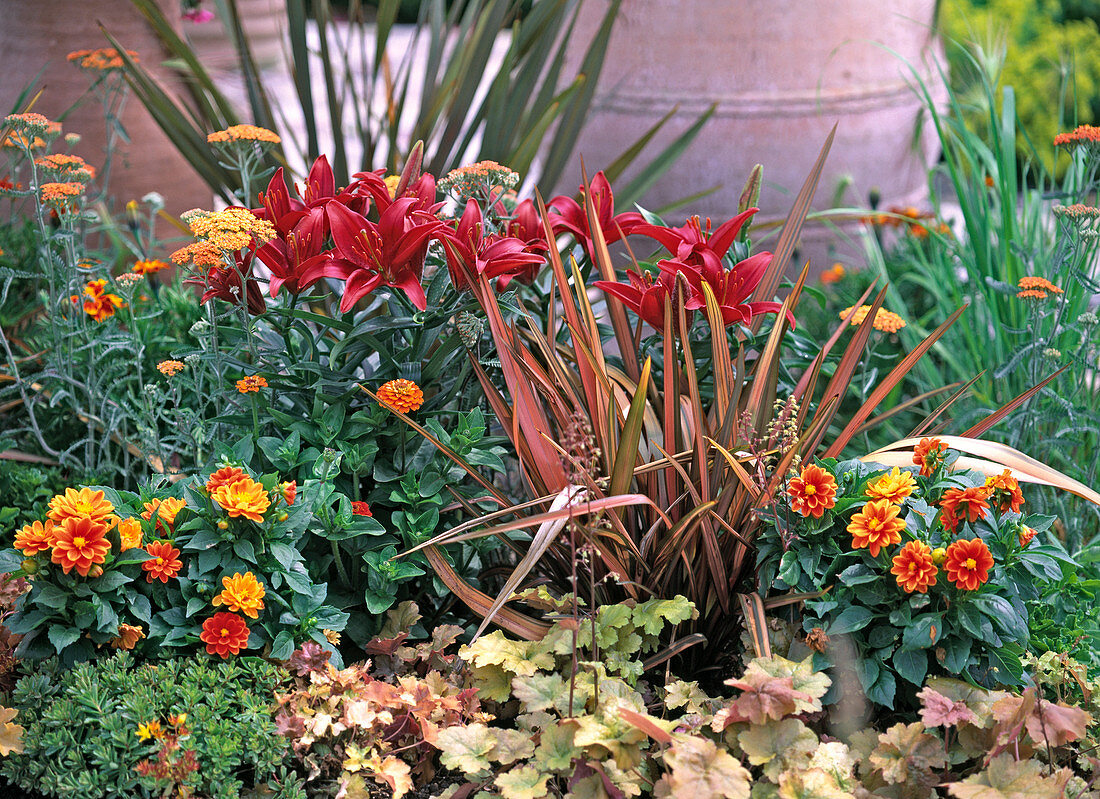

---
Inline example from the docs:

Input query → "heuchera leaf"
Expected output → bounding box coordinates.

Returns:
[533,721,581,771]
[435,723,497,774]
[946,753,1072,799]
[495,764,552,799]
[916,686,977,729]
[737,718,817,781]
[0,707,23,756]
[660,733,751,799]
[719,673,812,726]
[867,722,947,795]
[739,655,830,714]
[776,767,855,799]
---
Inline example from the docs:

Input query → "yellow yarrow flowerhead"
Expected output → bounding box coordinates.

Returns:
[212,571,266,618]
[207,124,281,145]
[840,305,906,334]
[170,207,275,266]
[376,379,424,413]
[864,467,917,505]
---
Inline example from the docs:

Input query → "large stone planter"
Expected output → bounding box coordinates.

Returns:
[0,0,212,224]
[562,0,945,270]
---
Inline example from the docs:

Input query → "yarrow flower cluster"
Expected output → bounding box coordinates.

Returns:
[839,304,906,333]
[156,360,186,377]
[66,48,139,71]
[171,207,276,267]
[206,124,281,145]
[438,159,520,201]
[1016,275,1064,301]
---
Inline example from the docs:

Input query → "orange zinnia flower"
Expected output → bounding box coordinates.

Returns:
[912,437,947,477]
[206,466,247,493]
[944,538,993,591]
[48,486,114,526]
[847,499,906,557]
[985,469,1024,514]
[14,520,55,556]
[142,540,183,583]
[110,624,145,650]
[376,379,424,413]
[890,540,938,593]
[939,485,991,533]
[200,612,250,657]
[117,517,143,550]
[351,501,373,516]
[865,467,917,504]
[280,480,296,506]
[212,477,271,523]
[236,375,268,393]
[142,497,187,533]
[786,463,838,518]
[212,572,266,619]
[51,516,111,576]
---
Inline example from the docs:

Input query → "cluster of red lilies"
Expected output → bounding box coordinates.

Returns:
[196,155,787,333]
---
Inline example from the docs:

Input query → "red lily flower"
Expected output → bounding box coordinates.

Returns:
[662,251,794,328]
[547,171,644,261]
[300,198,446,311]
[632,209,758,280]
[442,200,546,291]
[595,268,684,330]
[184,251,267,316]
[351,168,443,215]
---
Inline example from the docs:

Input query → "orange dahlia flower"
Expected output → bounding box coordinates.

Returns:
[142,497,187,533]
[14,520,55,556]
[142,540,183,583]
[47,486,114,526]
[212,477,271,523]
[117,517,143,550]
[847,499,906,557]
[212,572,265,619]
[944,538,993,591]
[865,467,917,505]
[109,624,145,650]
[205,466,247,494]
[786,463,838,518]
[890,540,938,593]
[200,612,250,657]
[912,437,947,478]
[985,469,1024,514]
[939,485,992,533]
[51,516,111,576]
[377,379,424,413]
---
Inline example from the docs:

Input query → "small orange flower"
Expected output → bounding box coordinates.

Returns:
[377,379,425,413]
[157,360,186,377]
[890,540,938,593]
[236,375,268,393]
[117,517,143,550]
[51,516,111,576]
[200,612,251,657]
[14,520,55,556]
[212,572,265,618]
[142,540,183,583]
[944,538,993,591]
[351,501,373,516]
[840,305,906,334]
[847,499,906,557]
[1016,289,1049,300]
[820,263,846,284]
[48,486,114,526]
[786,463,838,518]
[39,181,84,205]
[939,485,992,533]
[110,624,145,650]
[1018,276,1063,295]
[67,48,139,70]
[912,437,947,477]
[985,469,1024,514]
[206,466,247,493]
[133,258,171,275]
[212,477,271,523]
[865,467,917,504]
[142,497,187,533]
[1018,525,1037,547]
[136,720,164,741]
[1054,124,1100,148]
[281,480,296,506]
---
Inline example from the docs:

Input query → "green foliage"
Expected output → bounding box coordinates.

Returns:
[3,651,304,799]
[756,452,1074,709]
[0,457,87,535]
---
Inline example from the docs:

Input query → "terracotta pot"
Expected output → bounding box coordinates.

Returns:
[0,0,212,226]
[561,0,945,271]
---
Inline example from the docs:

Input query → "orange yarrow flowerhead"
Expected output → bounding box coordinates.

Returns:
[820,263,846,284]
[212,477,271,523]
[200,612,250,657]
[67,48,138,71]
[786,463,838,518]
[14,520,55,556]
[156,360,186,377]
[212,572,265,618]
[1018,276,1063,295]
[847,499,906,557]
[939,485,992,534]
[142,540,182,583]
[944,538,993,591]
[890,540,938,594]
[376,379,424,413]
[110,624,145,650]
[985,469,1025,514]
[48,487,114,526]
[236,375,268,393]
[912,437,947,477]
[865,467,917,505]
[51,516,111,576]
